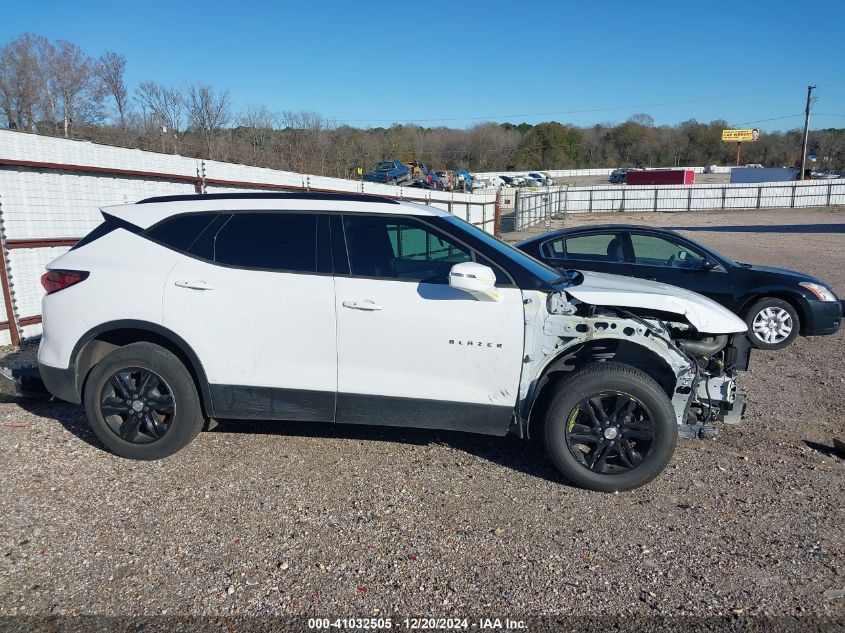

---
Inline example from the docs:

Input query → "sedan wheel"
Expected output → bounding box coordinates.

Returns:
[745,298,800,350]
[752,307,793,345]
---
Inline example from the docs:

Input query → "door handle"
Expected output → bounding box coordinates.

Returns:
[342,299,383,311]
[174,279,215,291]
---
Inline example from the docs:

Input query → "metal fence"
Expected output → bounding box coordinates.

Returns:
[505,179,845,239]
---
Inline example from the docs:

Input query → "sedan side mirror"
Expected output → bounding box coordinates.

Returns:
[449,262,500,301]
[700,258,720,271]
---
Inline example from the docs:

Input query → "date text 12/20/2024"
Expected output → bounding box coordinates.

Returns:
[307,618,527,630]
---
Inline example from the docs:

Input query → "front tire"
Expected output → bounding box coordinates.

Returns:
[83,342,205,460]
[745,297,800,350]
[543,363,678,492]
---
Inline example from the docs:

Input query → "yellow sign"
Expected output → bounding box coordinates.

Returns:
[722,128,760,143]
[356,166,363,175]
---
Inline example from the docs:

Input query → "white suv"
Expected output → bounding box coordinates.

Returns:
[38,193,749,491]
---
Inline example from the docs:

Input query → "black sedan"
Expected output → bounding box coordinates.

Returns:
[516,225,842,350]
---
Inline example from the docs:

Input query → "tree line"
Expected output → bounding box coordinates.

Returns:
[2,33,843,178]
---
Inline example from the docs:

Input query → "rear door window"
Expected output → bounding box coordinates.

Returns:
[563,233,625,262]
[211,212,318,273]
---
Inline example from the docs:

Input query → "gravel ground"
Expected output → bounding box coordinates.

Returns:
[1,207,844,631]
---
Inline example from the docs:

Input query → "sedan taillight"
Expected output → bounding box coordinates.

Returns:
[41,270,89,294]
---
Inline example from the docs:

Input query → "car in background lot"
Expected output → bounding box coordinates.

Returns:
[435,170,454,190]
[405,161,431,179]
[363,160,410,185]
[516,225,842,351]
[811,170,841,180]
[609,168,637,184]
[529,172,555,186]
[38,193,751,491]
[512,177,540,188]
[426,171,446,190]
[406,180,437,190]
[453,169,474,190]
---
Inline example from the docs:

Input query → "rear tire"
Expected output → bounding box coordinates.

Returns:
[543,362,678,492]
[745,297,800,350]
[83,342,205,460]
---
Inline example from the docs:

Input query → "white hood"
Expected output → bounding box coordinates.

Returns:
[566,270,747,334]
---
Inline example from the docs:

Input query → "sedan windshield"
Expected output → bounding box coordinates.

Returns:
[375,162,395,171]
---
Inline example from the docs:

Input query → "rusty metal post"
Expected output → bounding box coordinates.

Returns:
[494,194,501,237]
[0,195,20,346]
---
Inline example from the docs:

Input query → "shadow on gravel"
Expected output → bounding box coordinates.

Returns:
[211,418,567,485]
[10,397,568,485]
[13,397,104,449]
[803,440,844,459]
[665,223,845,234]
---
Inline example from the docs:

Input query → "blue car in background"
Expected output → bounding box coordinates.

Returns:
[528,172,554,186]
[453,169,474,190]
[363,160,411,185]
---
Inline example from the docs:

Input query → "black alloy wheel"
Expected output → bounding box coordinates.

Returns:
[83,342,205,460]
[99,367,175,444]
[543,362,677,492]
[564,392,655,474]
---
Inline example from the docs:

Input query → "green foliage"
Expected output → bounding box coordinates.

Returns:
[513,122,583,169]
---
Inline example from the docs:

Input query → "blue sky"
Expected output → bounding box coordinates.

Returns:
[3,0,844,131]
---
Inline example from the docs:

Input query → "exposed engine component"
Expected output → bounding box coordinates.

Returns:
[676,334,728,357]
[520,291,749,438]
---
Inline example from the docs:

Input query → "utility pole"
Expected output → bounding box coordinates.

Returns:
[799,84,816,180]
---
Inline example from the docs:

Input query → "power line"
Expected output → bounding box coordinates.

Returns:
[731,114,804,126]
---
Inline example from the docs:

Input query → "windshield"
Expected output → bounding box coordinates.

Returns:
[443,216,571,288]
[375,162,395,171]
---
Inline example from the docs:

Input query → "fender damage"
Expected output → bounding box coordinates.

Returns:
[518,278,750,436]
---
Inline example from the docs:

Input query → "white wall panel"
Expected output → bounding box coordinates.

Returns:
[8,247,70,319]
[0,130,498,341]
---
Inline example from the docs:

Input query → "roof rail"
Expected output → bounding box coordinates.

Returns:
[137,192,399,204]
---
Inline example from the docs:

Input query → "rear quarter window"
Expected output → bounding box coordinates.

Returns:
[144,213,218,251]
[70,214,142,250]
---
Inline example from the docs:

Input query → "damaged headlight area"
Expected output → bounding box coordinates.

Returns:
[520,290,750,439]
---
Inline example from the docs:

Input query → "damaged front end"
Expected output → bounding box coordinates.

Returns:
[519,285,750,439]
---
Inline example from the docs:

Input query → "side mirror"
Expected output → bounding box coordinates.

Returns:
[700,258,719,271]
[449,262,500,301]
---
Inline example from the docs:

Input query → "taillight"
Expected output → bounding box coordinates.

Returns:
[41,270,89,294]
